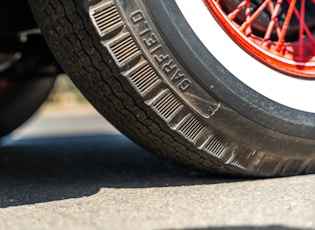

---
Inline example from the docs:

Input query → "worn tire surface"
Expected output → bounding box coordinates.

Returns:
[28,0,315,177]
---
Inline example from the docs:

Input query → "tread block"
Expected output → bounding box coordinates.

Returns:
[89,1,124,37]
[151,90,184,122]
[178,115,206,143]
[203,133,231,159]
[281,159,303,175]
[229,146,256,169]
[106,32,142,67]
[123,60,161,96]
[305,160,315,174]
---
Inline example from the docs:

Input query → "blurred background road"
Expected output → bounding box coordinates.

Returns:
[0,76,314,230]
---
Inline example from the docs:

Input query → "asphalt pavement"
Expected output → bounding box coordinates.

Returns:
[0,103,314,230]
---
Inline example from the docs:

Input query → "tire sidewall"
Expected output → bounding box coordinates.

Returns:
[142,0,315,155]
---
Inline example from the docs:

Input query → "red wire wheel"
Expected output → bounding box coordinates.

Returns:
[205,0,315,78]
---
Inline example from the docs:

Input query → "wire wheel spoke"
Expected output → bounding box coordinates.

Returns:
[205,0,315,78]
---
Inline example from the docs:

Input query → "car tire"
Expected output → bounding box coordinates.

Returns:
[28,0,315,177]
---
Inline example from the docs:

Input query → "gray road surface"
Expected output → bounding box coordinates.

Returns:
[0,104,314,230]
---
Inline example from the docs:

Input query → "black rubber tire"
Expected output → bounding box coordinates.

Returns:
[0,78,55,137]
[28,0,315,177]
